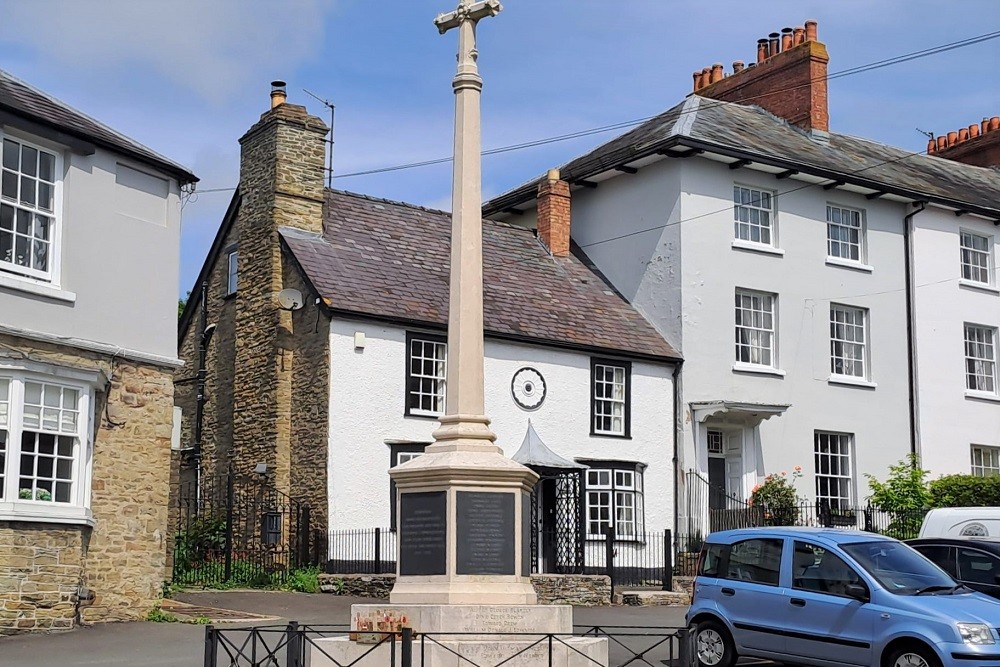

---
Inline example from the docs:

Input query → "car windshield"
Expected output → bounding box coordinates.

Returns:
[842,540,956,595]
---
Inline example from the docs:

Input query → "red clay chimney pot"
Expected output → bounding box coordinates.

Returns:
[781,28,794,51]
[768,32,780,55]
[757,38,769,63]
[733,60,745,74]
[793,27,806,45]
[805,20,818,42]
[959,128,970,143]
[990,117,1000,132]
[927,138,936,154]
[936,136,948,152]
[947,131,959,147]
[970,124,980,139]
[711,63,724,83]
[982,119,991,135]
[693,71,702,91]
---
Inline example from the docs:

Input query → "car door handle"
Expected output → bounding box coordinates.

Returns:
[721,587,735,596]
[790,598,806,607]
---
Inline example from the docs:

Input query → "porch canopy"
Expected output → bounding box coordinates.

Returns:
[512,420,587,473]
[690,400,789,426]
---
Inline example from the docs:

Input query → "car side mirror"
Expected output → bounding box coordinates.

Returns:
[845,584,869,602]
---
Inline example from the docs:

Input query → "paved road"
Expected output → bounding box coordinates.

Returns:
[0,592,689,666]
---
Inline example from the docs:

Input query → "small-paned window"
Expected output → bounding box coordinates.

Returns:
[733,185,775,246]
[971,445,1000,477]
[591,359,630,437]
[735,289,776,367]
[1,136,59,281]
[960,231,993,285]
[405,333,447,416]
[965,324,998,394]
[830,304,868,379]
[826,205,865,263]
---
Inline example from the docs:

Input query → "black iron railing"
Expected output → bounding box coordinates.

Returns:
[204,622,694,667]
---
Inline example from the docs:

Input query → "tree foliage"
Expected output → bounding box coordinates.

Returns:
[865,454,932,511]
[929,474,1000,508]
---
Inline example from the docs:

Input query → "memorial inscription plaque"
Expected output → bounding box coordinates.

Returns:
[399,491,447,576]
[456,491,515,575]
[521,491,531,578]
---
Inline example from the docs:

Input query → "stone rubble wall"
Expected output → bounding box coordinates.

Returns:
[0,334,174,633]
[318,573,612,606]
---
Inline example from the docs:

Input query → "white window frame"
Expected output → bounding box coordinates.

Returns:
[735,289,777,369]
[0,368,94,525]
[814,431,854,511]
[971,445,1000,477]
[0,131,63,286]
[406,334,447,417]
[826,204,866,265]
[584,465,645,540]
[226,250,238,296]
[965,323,998,395]
[960,230,995,287]
[733,184,776,248]
[830,304,869,380]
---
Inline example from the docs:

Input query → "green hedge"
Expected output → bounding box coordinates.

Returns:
[929,474,1000,508]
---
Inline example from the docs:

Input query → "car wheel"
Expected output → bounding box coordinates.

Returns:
[886,644,941,667]
[693,620,736,667]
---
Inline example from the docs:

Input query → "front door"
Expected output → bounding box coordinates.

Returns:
[708,458,726,510]
[726,433,744,501]
[540,478,557,572]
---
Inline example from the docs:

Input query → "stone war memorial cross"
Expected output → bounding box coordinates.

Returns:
[314,2,608,662]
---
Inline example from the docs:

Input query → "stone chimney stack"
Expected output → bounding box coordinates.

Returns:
[230,83,329,495]
[691,19,830,133]
[536,169,571,257]
[928,116,1000,168]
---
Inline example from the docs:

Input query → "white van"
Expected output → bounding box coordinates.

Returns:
[917,507,1000,538]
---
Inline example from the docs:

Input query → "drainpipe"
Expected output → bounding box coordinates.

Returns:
[903,202,926,463]
[671,361,683,552]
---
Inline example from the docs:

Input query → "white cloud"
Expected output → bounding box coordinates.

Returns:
[0,0,338,105]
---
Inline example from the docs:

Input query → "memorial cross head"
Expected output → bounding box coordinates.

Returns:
[434,0,502,35]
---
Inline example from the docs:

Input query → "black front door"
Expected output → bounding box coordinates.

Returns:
[708,457,726,510]
[540,478,557,572]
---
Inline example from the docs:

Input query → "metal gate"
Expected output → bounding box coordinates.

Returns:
[170,470,315,587]
[529,468,584,574]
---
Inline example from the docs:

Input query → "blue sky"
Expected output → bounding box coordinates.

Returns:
[2,0,998,297]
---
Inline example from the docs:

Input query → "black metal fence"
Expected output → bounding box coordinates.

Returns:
[171,471,321,587]
[204,622,694,667]
[326,526,674,592]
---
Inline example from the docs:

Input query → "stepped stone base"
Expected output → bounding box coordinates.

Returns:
[310,603,607,666]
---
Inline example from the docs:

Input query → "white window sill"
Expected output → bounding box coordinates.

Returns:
[828,375,877,389]
[965,390,1000,404]
[825,257,874,273]
[0,502,94,526]
[732,363,786,377]
[732,239,785,256]
[0,272,76,303]
[959,279,1000,295]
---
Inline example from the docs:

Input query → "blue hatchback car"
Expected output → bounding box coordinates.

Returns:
[686,527,1000,667]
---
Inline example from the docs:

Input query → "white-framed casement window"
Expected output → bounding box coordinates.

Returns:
[405,333,447,416]
[733,185,775,247]
[1,135,61,283]
[960,231,994,286]
[826,204,865,263]
[971,445,1000,477]
[226,250,238,296]
[965,323,998,395]
[830,304,868,379]
[814,431,854,511]
[735,289,776,368]
[0,372,93,523]
[591,358,630,437]
[584,463,645,540]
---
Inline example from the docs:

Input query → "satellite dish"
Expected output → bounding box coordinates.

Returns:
[277,288,304,311]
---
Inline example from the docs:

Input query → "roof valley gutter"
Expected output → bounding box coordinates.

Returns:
[903,202,927,462]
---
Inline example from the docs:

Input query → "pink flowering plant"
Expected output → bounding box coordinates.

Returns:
[750,467,803,526]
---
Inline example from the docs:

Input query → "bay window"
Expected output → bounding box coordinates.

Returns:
[582,461,645,540]
[0,373,93,521]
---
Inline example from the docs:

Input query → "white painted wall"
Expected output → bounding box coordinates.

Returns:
[326,317,675,536]
[0,124,182,361]
[912,207,1000,475]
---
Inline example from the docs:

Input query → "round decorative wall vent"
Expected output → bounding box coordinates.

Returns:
[961,522,989,537]
[511,367,546,410]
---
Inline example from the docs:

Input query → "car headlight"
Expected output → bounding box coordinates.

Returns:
[958,623,995,645]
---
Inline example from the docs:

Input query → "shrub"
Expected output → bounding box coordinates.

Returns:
[751,468,803,526]
[172,516,227,578]
[929,474,1000,508]
[146,604,177,623]
[865,455,931,538]
[283,566,321,594]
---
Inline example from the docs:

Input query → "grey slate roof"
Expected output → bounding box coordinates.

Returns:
[484,96,1000,217]
[0,68,197,184]
[280,189,680,361]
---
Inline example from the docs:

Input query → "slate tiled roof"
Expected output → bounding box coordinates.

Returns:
[0,68,196,184]
[280,190,679,361]
[485,96,1000,217]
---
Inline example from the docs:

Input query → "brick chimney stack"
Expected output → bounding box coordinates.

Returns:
[928,116,1000,168]
[691,19,830,134]
[231,84,329,496]
[536,168,571,257]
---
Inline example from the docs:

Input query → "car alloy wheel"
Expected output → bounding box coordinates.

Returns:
[695,621,734,667]
[889,646,939,667]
